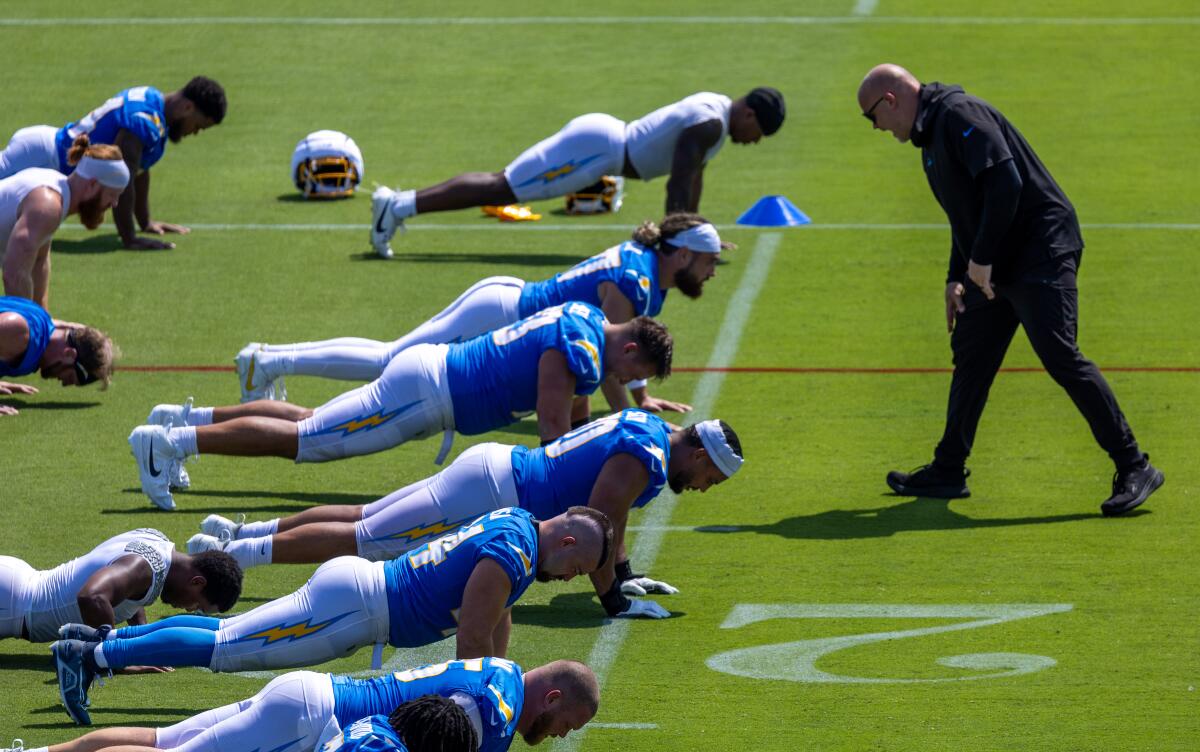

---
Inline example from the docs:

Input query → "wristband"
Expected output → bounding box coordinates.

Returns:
[615,560,635,582]
[627,379,648,391]
[599,580,631,616]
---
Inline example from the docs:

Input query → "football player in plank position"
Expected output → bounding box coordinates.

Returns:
[0,296,118,417]
[0,77,226,250]
[193,410,743,620]
[0,528,242,642]
[368,88,784,257]
[239,215,721,415]
[5,693,479,752]
[1,136,129,308]
[51,507,612,726]
[129,302,672,510]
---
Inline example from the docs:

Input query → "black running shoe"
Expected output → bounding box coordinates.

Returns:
[886,463,971,498]
[1100,458,1164,517]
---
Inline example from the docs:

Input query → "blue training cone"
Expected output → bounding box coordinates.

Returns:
[735,195,811,227]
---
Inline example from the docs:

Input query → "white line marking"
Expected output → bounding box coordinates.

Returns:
[853,0,879,16]
[554,232,781,752]
[2,16,1197,27]
[625,524,742,532]
[587,723,659,730]
[55,222,1200,233]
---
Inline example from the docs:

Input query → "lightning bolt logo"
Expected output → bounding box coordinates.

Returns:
[489,683,516,723]
[377,517,468,543]
[572,339,601,376]
[314,400,423,437]
[507,543,533,576]
[515,153,605,188]
[236,610,357,646]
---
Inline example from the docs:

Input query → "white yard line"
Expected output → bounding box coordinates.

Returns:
[54,222,1200,233]
[553,232,781,751]
[2,16,1197,27]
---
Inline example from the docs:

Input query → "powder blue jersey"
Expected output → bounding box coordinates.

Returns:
[511,409,671,519]
[55,86,168,173]
[331,658,525,752]
[518,241,666,319]
[445,302,607,436]
[320,716,407,752]
[383,508,538,648]
[0,296,54,377]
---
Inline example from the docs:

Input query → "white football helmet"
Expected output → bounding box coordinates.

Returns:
[291,130,364,199]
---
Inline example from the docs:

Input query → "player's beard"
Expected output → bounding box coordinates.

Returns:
[167,119,184,143]
[521,709,555,745]
[77,194,107,230]
[536,566,553,583]
[668,468,690,494]
[673,261,705,299]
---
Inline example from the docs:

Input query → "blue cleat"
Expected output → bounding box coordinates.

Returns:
[51,639,96,725]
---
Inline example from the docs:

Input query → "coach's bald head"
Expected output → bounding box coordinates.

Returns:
[858,63,922,143]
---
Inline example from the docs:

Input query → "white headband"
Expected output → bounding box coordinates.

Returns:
[663,222,722,254]
[75,155,130,190]
[695,419,743,478]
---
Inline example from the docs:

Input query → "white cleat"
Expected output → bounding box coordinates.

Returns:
[128,425,178,511]
[168,460,191,491]
[200,513,244,540]
[370,186,400,259]
[235,343,283,403]
[187,532,228,554]
[146,396,193,428]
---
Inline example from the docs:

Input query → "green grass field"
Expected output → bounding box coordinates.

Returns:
[1,2,1198,750]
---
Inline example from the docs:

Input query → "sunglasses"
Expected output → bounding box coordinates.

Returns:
[66,331,98,386]
[862,94,887,124]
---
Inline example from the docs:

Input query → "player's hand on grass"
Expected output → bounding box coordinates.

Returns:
[621,576,679,596]
[144,220,191,236]
[635,394,693,414]
[124,235,176,251]
[945,281,966,333]
[118,665,176,675]
[967,260,994,300]
[0,405,19,416]
[616,598,671,619]
[0,381,37,396]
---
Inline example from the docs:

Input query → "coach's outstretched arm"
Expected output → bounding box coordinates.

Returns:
[455,558,514,659]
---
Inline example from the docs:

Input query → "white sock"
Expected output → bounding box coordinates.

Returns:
[225,536,273,569]
[188,406,214,426]
[93,643,109,669]
[169,426,199,457]
[27,747,49,752]
[238,518,280,539]
[392,189,417,219]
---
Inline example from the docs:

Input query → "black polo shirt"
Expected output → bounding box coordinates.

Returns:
[910,83,1083,283]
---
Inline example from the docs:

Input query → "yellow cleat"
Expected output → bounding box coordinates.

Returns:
[482,204,542,222]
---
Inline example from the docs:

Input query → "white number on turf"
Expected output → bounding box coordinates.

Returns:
[706,603,1072,684]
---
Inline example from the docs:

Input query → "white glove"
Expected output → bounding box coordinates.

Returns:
[616,598,671,619]
[620,576,679,596]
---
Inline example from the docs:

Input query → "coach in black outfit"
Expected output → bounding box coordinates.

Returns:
[855,63,1163,516]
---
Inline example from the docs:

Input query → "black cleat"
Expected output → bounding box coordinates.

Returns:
[1101,458,1164,517]
[886,463,971,498]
